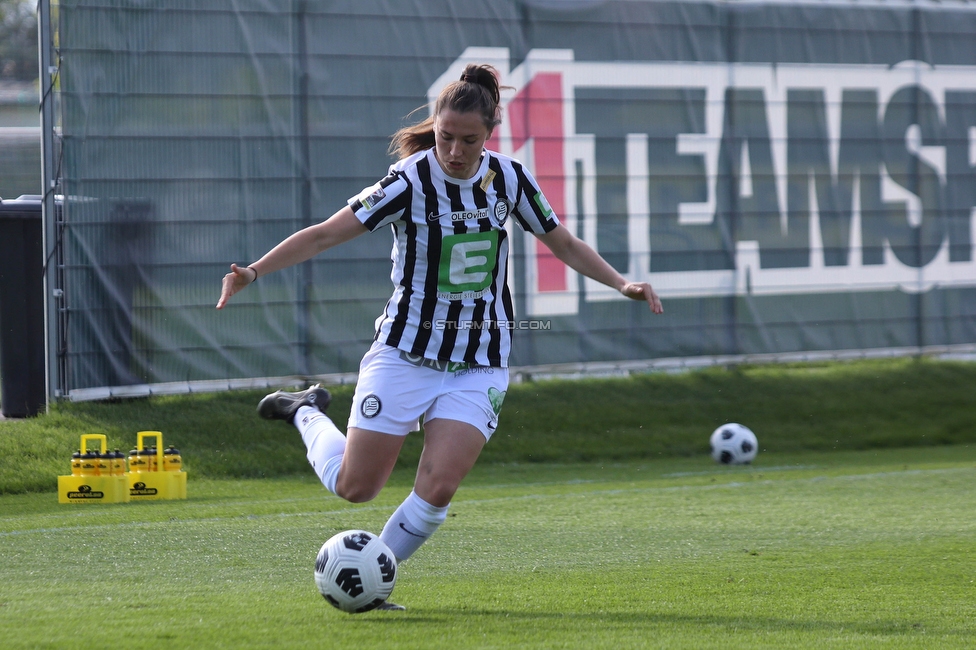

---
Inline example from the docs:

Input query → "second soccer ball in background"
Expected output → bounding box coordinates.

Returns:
[710,423,759,465]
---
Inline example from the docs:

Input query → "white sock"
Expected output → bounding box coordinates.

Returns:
[295,405,345,494]
[380,490,449,562]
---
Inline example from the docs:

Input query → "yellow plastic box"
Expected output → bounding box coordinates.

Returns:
[127,431,187,500]
[58,434,130,504]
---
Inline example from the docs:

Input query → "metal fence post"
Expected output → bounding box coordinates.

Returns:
[38,0,61,406]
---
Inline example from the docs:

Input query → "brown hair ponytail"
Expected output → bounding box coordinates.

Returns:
[389,64,505,159]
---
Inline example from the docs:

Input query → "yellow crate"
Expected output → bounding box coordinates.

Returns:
[58,434,130,504]
[127,431,187,500]
[128,470,187,500]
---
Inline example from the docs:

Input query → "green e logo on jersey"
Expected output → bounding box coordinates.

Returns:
[438,231,499,295]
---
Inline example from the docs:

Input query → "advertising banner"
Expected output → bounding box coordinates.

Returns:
[55,0,976,396]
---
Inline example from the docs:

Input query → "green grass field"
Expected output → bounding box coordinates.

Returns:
[1,449,974,649]
[1,358,975,648]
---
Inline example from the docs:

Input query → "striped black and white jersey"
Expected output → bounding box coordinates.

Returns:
[347,147,559,367]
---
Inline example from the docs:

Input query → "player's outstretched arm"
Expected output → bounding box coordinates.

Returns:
[536,224,663,315]
[216,206,368,309]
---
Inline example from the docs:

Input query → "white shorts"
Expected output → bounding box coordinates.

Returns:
[347,341,509,440]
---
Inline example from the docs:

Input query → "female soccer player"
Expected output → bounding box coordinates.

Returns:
[217,63,663,609]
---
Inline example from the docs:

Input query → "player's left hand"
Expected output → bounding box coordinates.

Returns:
[621,281,664,314]
[216,263,255,310]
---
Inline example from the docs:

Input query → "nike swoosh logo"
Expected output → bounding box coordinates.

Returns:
[427,212,447,222]
[487,421,497,430]
[399,523,427,538]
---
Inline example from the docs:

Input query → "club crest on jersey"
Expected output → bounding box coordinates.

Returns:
[493,199,511,227]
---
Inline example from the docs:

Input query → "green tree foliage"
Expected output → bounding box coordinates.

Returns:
[0,0,37,81]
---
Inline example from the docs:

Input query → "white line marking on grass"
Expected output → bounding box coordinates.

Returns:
[1,467,971,538]
[456,467,973,506]
[0,503,397,538]
[662,464,819,477]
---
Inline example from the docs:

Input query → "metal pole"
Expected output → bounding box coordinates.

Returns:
[911,8,925,353]
[37,0,60,407]
[295,0,312,375]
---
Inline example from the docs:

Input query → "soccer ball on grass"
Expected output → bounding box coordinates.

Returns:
[709,423,758,465]
[314,530,398,613]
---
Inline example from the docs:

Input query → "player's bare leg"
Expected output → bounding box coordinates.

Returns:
[334,428,405,502]
[412,418,486,507]
[378,418,484,566]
